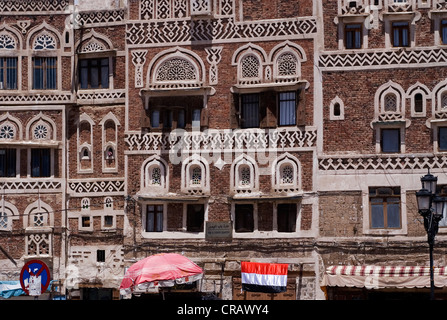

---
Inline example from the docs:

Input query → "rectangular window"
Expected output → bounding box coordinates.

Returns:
[392,22,409,47]
[381,128,400,153]
[192,109,201,128]
[33,57,57,89]
[187,204,205,232]
[104,215,113,227]
[0,57,17,90]
[241,94,260,128]
[235,204,254,232]
[146,205,163,232]
[278,92,296,126]
[31,148,51,177]
[81,216,91,228]
[345,24,362,49]
[369,187,401,229]
[440,127,447,151]
[79,58,109,89]
[0,149,16,177]
[277,203,297,233]
[97,249,105,262]
[442,20,447,45]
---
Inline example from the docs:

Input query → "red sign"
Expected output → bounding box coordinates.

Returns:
[20,260,51,296]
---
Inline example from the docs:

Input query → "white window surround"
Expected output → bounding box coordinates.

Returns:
[26,22,63,91]
[406,82,430,117]
[0,200,19,231]
[141,202,209,239]
[77,113,94,174]
[100,112,120,173]
[382,11,421,49]
[336,16,369,50]
[329,96,345,120]
[271,153,302,193]
[140,155,169,193]
[230,201,309,239]
[362,185,408,236]
[181,155,210,194]
[23,200,53,229]
[230,154,259,194]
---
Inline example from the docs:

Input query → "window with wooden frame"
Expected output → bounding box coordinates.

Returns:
[146,204,163,232]
[79,57,109,89]
[277,203,297,233]
[278,91,296,126]
[0,57,17,90]
[369,187,401,229]
[392,22,410,47]
[381,128,400,153]
[345,24,362,49]
[235,204,254,233]
[33,57,57,89]
[0,148,16,177]
[240,93,260,128]
[31,148,51,177]
[186,204,205,232]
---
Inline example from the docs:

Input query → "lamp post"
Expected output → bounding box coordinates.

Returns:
[416,171,445,300]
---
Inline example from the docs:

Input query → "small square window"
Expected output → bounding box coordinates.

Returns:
[97,249,105,262]
[81,216,90,228]
[345,24,362,49]
[392,22,410,47]
[381,129,400,153]
[104,215,113,227]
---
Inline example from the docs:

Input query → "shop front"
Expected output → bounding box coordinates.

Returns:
[321,265,447,300]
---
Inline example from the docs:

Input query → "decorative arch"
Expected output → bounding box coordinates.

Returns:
[0,200,19,231]
[26,112,57,141]
[100,112,120,172]
[269,41,307,82]
[23,200,53,228]
[146,47,206,88]
[27,21,61,50]
[406,82,430,117]
[272,153,301,193]
[181,155,210,194]
[374,81,406,116]
[432,78,447,113]
[0,112,22,140]
[141,155,169,192]
[230,154,259,194]
[0,22,22,50]
[232,43,267,85]
[76,29,113,53]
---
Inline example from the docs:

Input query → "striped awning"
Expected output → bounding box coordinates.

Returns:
[322,265,447,289]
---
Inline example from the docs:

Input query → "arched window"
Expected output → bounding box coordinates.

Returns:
[190,166,202,186]
[181,156,210,195]
[384,93,397,112]
[272,154,301,193]
[141,156,169,192]
[231,155,258,193]
[239,165,251,187]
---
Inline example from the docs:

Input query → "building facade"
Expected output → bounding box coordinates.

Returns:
[0,0,446,300]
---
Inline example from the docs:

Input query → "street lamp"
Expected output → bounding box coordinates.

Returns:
[416,171,444,300]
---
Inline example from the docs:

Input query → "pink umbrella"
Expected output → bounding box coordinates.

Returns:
[120,253,203,296]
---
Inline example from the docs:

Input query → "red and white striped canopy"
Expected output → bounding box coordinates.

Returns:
[326,265,447,277]
[322,265,447,289]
